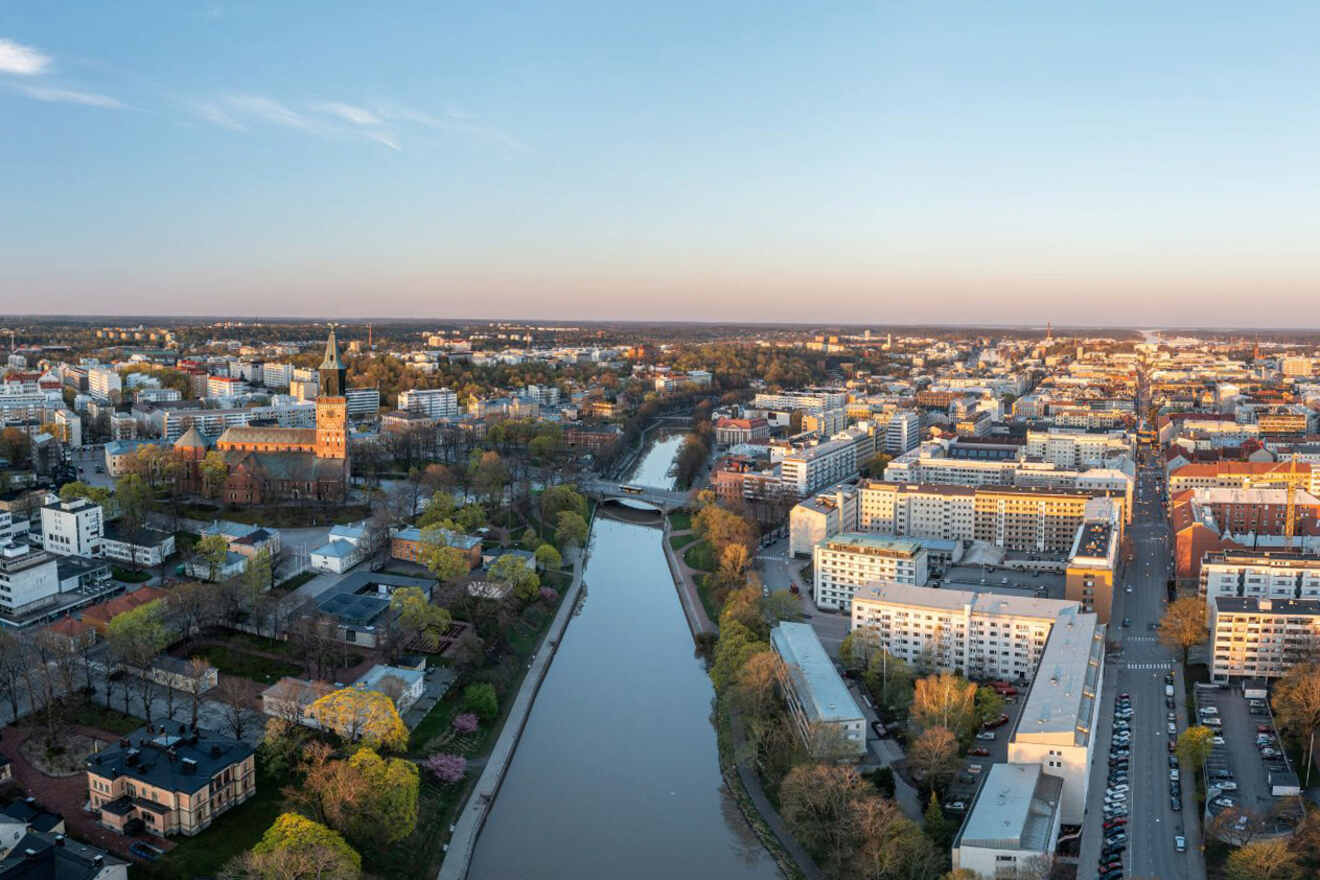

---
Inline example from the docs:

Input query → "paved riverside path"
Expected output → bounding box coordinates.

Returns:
[661,519,717,637]
[437,550,586,880]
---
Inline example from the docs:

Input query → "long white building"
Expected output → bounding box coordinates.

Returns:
[780,437,859,496]
[813,535,927,612]
[1199,550,1320,609]
[849,581,1079,683]
[398,387,460,419]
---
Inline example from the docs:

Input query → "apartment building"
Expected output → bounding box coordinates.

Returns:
[780,437,859,496]
[205,376,243,399]
[1007,610,1105,824]
[812,535,927,611]
[857,482,977,541]
[262,362,293,389]
[40,500,103,557]
[85,726,256,837]
[159,402,317,440]
[752,389,847,413]
[769,622,866,760]
[1064,503,1121,624]
[974,486,1127,554]
[344,387,381,420]
[0,543,61,620]
[849,581,1079,682]
[397,387,459,419]
[1210,596,1320,682]
[1168,460,1320,498]
[1282,356,1314,378]
[1024,428,1132,469]
[789,485,858,557]
[87,367,121,401]
[1200,550,1320,608]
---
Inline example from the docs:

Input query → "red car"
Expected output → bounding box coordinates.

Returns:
[969,747,990,756]
[984,714,1010,729]
[1258,724,1271,733]
[1104,818,1126,829]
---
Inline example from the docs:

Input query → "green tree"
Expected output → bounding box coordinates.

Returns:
[861,452,892,479]
[1177,725,1216,770]
[340,747,419,848]
[924,791,954,849]
[540,484,588,525]
[106,600,171,723]
[710,621,768,694]
[243,548,273,595]
[463,682,499,721]
[420,530,470,584]
[59,481,112,506]
[244,812,361,880]
[454,503,487,531]
[489,554,541,602]
[555,511,589,549]
[390,586,452,651]
[196,533,231,581]
[200,450,229,499]
[973,686,1006,729]
[416,492,456,530]
[533,543,563,572]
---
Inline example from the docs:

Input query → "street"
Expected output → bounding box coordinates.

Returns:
[1077,455,1206,880]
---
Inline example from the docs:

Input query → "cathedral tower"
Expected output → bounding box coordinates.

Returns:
[315,326,349,461]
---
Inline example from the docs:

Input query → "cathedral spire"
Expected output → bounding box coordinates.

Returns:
[319,324,347,397]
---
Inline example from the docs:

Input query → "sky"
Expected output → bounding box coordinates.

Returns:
[4,2,1320,325]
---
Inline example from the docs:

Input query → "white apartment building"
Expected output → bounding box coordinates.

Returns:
[344,387,381,419]
[1282,356,1314,378]
[857,482,977,541]
[160,402,317,440]
[1200,550,1320,611]
[884,410,921,455]
[1210,596,1320,683]
[51,407,81,448]
[262,362,294,389]
[206,376,244,398]
[1024,429,1132,469]
[87,367,122,401]
[40,500,103,557]
[752,389,847,413]
[770,622,866,760]
[781,437,858,497]
[952,763,1063,880]
[0,543,61,619]
[1007,610,1105,823]
[789,486,858,557]
[849,581,1078,683]
[398,387,460,419]
[813,535,927,611]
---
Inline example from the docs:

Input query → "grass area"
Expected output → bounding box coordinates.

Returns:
[695,573,721,624]
[110,566,152,583]
[146,770,286,879]
[669,533,695,551]
[684,539,715,572]
[668,511,692,532]
[273,570,317,592]
[64,700,141,734]
[201,645,301,684]
[220,632,301,659]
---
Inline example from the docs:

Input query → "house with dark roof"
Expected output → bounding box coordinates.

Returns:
[85,724,255,838]
[0,830,127,880]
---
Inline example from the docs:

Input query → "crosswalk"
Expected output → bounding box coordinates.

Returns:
[1122,662,1172,671]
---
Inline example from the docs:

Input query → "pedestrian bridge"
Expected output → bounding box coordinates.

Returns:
[581,480,691,513]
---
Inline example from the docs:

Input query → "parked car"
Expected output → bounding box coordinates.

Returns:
[976,731,996,741]
[984,714,1010,729]
[1212,736,1226,745]
[1217,780,1238,791]
[944,801,967,811]
[1167,722,1177,734]
[969,747,990,756]
[1175,835,1186,853]
[968,763,983,774]
[1171,797,1182,812]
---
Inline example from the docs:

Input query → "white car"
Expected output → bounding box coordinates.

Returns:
[1217,781,1239,791]
[1108,784,1130,794]
[1168,722,1177,734]
[1212,736,1226,745]
[1170,769,1180,781]
[976,731,996,741]
[944,801,967,811]
[1175,835,1186,852]
[1201,706,1219,716]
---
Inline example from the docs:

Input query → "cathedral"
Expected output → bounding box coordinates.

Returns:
[174,327,351,504]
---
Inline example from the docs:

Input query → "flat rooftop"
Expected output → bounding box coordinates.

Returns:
[851,581,1076,621]
[821,533,923,557]
[956,762,1063,852]
[770,622,863,725]
[1011,609,1104,747]
[941,565,1067,602]
[1215,596,1320,616]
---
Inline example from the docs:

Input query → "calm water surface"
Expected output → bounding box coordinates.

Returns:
[466,435,777,879]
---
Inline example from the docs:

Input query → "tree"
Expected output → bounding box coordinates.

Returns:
[243,548,273,596]
[462,682,499,721]
[1158,596,1208,667]
[540,484,587,525]
[710,621,768,694]
[257,718,307,779]
[424,753,467,784]
[420,531,470,585]
[973,686,1006,730]
[861,452,892,479]
[911,671,978,739]
[778,764,869,873]
[240,812,361,880]
[908,726,959,789]
[852,795,936,880]
[1225,838,1301,880]
[390,587,452,653]
[196,533,231,581]
[200,451,229,499]
[114,473,153,534]
[488,554,541,602]
[924,791,954,850]
[105,600,170,724]
[308,688,408,752]
[1272,661,1320,786]
[718,543,749,582]
[1177,725,1216,770]
[336,747,419,849]
[215,675,253,741]
[555,511,588,549]
[533,543,562,572]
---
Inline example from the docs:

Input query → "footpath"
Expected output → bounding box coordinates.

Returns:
[660,520,717,638]
[436,550,587,880]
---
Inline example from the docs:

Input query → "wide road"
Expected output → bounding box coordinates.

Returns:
[1077,454,1206,880]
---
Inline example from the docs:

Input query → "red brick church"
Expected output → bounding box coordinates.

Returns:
[174,328,351,504]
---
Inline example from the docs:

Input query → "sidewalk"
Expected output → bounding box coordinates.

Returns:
[660,520,717,637]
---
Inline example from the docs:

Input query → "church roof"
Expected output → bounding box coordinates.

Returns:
[320,326,346,371]
[217,426,317,447]
[174,425,208,449]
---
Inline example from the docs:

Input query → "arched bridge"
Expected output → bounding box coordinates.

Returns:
[581,480,692,513]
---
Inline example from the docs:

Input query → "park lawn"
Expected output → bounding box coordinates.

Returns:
[695,574,721,625]
[668,511,693,532]
[64,700,141,735]
[146,771,286,879]
[202,646,301,684]
[110,567,152,583]
[684,540,716,572]
[669,534,695,551]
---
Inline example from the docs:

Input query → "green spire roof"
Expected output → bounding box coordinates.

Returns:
[320,325,345,371]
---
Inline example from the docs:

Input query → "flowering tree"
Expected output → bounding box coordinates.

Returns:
[452,713,479,734]
[426,753,467,784]
[539,587,559,603]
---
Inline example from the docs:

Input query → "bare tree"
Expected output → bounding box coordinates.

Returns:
[215,676,251,741]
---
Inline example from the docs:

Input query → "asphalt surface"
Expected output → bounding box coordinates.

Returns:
[1077,458,1206,880]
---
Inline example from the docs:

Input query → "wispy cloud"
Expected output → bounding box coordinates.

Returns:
[191,100,246,131]
[0,38,50,76]
[375,103,527,152]
[312,101,380,126]
[224,94,318,131]
[17,84,124,108]
[363,130,400,151]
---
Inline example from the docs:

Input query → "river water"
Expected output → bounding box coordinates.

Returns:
[466,434,778,880]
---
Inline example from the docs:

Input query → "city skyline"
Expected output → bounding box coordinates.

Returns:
[6,2,1320,322]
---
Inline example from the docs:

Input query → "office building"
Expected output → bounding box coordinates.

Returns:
[952,763,1062,879]
[884,410,921,455]
[812,534,927,611]
[344,387,381,420]
[769,622,866,760]
[40,500,103,557]
[1007,610,1105,823]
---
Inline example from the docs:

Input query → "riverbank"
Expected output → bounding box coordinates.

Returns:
[436,548,588,880]
[661,516,717,640]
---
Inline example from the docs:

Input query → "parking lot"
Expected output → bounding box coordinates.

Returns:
[1196,685,1303,839]
[941,685,1028,814]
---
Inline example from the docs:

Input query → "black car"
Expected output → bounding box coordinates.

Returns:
[1166,698,1176,710]
[1171,798,1182,812]
[1170,783,1181,797]
[1168,755,1179,768]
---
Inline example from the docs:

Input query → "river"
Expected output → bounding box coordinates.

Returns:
[466,434,778,880]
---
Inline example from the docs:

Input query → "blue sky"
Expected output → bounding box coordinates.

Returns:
[4,2,1320,325]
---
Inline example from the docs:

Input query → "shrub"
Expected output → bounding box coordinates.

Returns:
[452,713,479,734]
[425,753,467,784]
[462,682,499,721]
